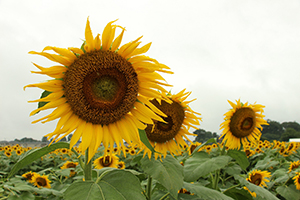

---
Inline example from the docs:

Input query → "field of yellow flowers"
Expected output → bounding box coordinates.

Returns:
[0,139,299,200]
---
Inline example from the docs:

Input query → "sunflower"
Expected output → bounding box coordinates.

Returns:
[60,161,79,177]
[219,99,268,150]
[244,169,271,197]
[16,149,23,156]
[4,151,11,158]
[140,89,202,159]
[188,142,201,155]
[32,174,51,188]
[22,171,38,183]
[24,18,172,162]
[117,161,126,169]
[93,154,119,169]
[293,172,300,190]
[288,160,300,173]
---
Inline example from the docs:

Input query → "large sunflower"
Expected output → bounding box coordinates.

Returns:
[24,18,172,162]
[244,169,271,197]
[293,172,300,190]
[141,89,202,159]
[219,99,268,150]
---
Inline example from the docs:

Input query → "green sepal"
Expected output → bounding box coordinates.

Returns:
[37,90,52,113]
[138,129,160,154]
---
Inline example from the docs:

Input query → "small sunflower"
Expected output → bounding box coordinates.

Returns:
[24,18,173,162]
[117,161,126,169]
[288,160,300,173]
[141,89,202,159]
[93,154,119,169]
[4,151,11,157]
[32,174,51,188]
[22,171,38,183]
[188,142,201,155]
[293,172,300,190]
[244,169,271,197]
[60,161,79,177]
[219,99,268,150]
[16,149,23,156]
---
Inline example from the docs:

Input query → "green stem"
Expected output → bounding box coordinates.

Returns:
[213,170,220,190]
[84,149,92,181]
[159,192,170,200]
[146,175,153,200]
[223,184,240,193]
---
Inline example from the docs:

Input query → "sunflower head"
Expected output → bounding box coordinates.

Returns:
[60,161,79,177]
[219,99,268,150]
[293,172,300,190]
[141,89,202,159]
[4,151,11,157]
[32,174,51,188]
[288,160,300,173]
[244,169,271,197]
[22,171,37,183]
[24,18,173,162]
[117,161,126,169]
[93,154,119,169]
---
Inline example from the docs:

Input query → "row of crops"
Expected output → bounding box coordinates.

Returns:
[0,139,300,200]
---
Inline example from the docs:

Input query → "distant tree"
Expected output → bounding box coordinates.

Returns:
[280,128,300,141]
[261,120,284,141]
[67,134,73,142]
[193,129,218,143]
[282,121,300,132]
[42,136,48,142]
[60,137,67,142]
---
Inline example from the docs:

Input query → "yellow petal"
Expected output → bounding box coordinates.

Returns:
[102,19,118,50]
[84,17,94,52]
[111,28,125,52]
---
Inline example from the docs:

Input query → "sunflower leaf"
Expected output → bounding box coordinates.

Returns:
[140,155,183,199]
[227,149,249,171]
[8,142,69,178]
[64,170,146,200]
[276,185,300,200]
[37,90,52,110]
[138,129,158,154]
[183,182,234,200]
[184,153,231,182]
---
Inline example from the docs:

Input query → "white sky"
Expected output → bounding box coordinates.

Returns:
[1,0,300,141]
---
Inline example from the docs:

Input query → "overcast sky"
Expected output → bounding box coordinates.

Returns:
[1,0,300,141]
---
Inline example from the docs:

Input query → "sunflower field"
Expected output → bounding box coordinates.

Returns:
[0,140,300,200]
[1,17,300,199]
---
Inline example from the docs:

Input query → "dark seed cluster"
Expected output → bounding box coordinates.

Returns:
[64,50,138,125]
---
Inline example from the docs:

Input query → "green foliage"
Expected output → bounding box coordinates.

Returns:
[64,169,146,200]
[193,129,218,143]
[140,155,183,198]
[227,149,249,171]
[8,142,70,178]
[38,90,52,110]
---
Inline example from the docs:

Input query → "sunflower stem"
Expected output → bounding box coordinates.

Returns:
[84,149,92,181]
[146,175,153,200]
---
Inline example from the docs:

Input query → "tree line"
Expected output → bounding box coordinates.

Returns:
[193,119,300,143]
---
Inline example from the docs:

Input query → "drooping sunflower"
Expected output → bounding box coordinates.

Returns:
[93,154,119,169]
[60,161,79,177]
[219,99,268,150]
[288,160,300,173]
[32,174,51,188]
[244,169,271,197]
[293,172,300,190]
[24,18,172,162]
[22,171,38,183]
[4,151,11,158]
[141,89,202,159]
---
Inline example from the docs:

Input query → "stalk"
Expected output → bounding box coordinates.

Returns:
[84,149,92,181]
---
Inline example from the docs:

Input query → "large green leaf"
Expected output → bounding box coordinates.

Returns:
[223,187,252,200]
[184,153,232,182]
[276,185,300,200]
[140,155,183,199]
[254,156,279,170]
[183,182,234,200]
[227,149,249,171]
[64,170,146,200]
[234,174,279,200]
[8,142,69,178]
